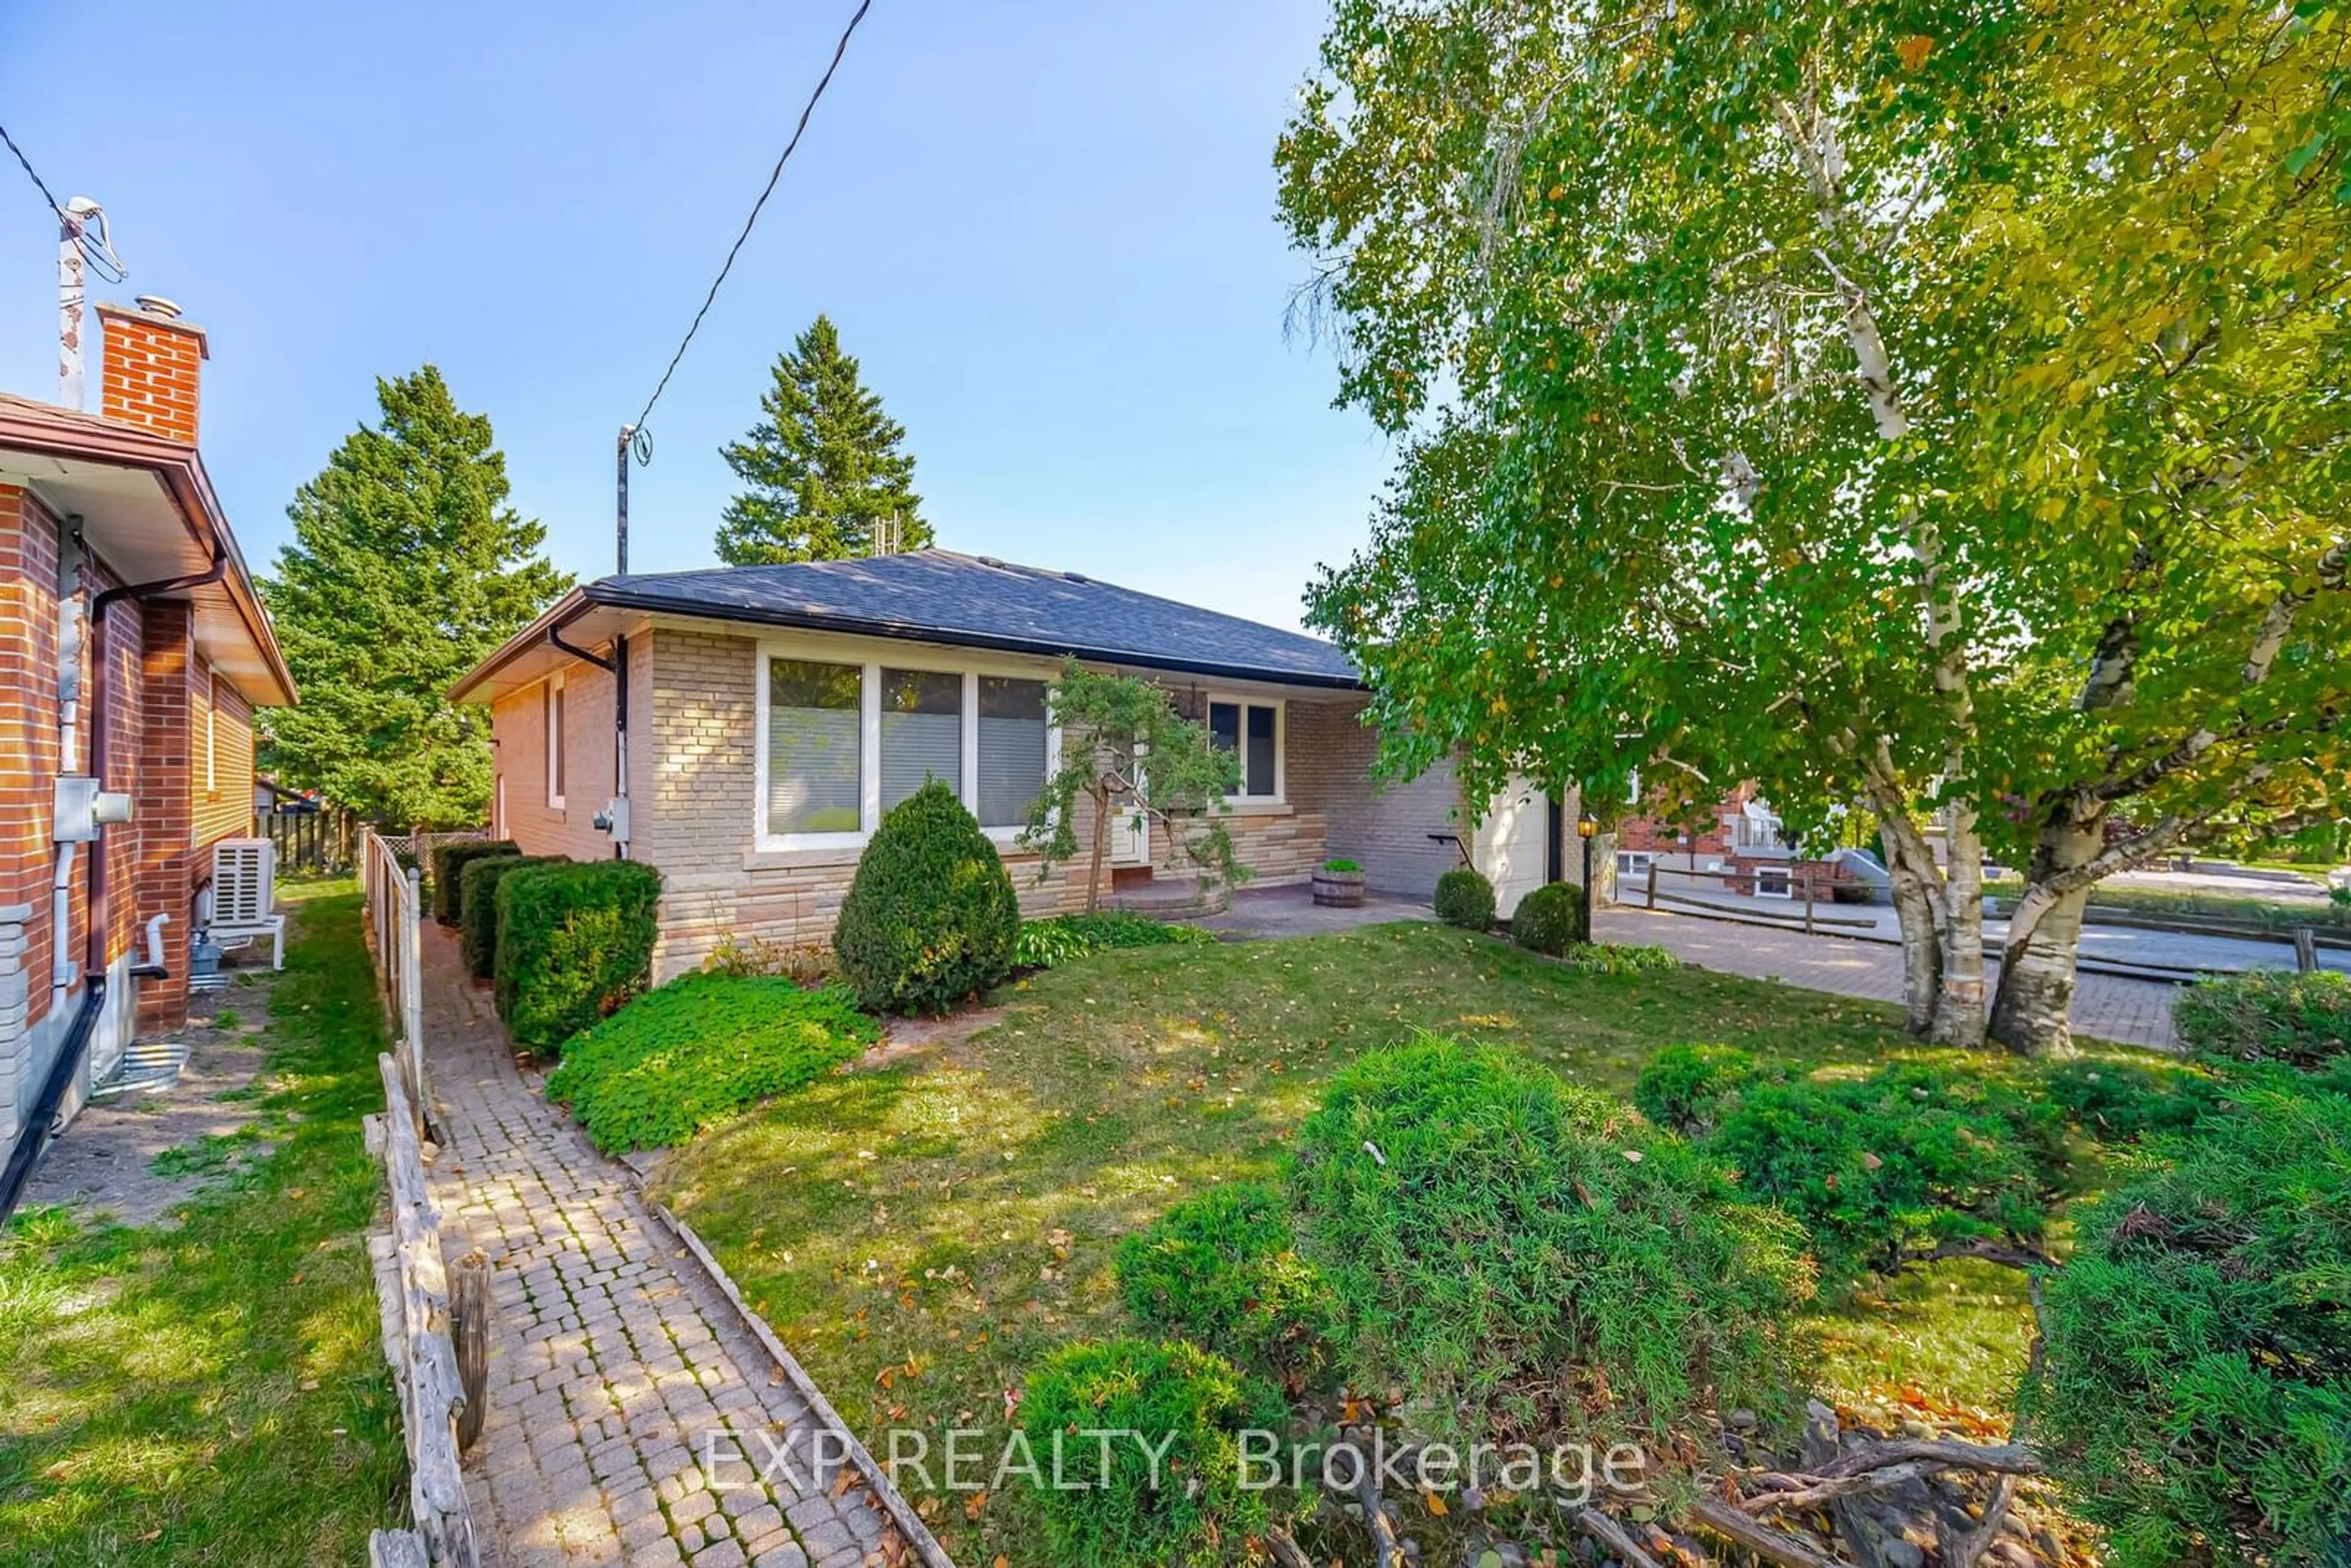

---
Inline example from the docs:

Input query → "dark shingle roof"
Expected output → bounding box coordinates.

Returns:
[584,550,1360,688]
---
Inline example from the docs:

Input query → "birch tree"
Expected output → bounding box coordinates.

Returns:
[1283,0,2350,1051]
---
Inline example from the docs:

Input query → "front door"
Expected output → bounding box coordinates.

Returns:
[1108,742,1149,868]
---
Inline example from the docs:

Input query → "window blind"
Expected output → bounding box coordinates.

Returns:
[880,668,962,812]
[977,677,1047,827]
[768,658,862,834]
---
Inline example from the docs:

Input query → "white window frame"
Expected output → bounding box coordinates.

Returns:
[1617,849,1654,877]
[1204,692,1285,806]
[203,667,219,795]
[752,639,1060,853]
[545,671,566,810]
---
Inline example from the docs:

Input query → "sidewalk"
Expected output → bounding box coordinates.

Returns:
[1594,905,2179,1051]
[416,924,896,1568]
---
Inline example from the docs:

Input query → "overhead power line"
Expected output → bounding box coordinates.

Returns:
[629,0,875,440]
[0,119,129,284]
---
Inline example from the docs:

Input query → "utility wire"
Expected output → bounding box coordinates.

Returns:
[0,119,128,283]
[629,0,874,442]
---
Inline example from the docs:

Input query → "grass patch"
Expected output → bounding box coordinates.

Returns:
[1986,874,2349,931]
[546,972,879,1152]
[0,883,405,1564]
[654,920,2144,1562]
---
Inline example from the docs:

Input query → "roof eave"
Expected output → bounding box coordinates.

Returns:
[0,400,297,706]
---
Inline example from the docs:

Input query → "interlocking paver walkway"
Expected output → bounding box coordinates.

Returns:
[416,925,894,1568]
[1594,905,2179,1050]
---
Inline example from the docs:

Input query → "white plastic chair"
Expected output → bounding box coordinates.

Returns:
[206,837,286,970]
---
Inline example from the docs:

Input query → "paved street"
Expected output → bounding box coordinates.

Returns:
[418,925,899,1568]
[1594,904,2181,1051]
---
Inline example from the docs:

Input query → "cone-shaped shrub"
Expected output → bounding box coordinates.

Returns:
[833,779,1019,1014]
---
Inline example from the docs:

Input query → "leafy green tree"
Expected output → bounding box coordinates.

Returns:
[1020,659,1245,913]
[714,314,931,565]
[263,367,571,828]
[1280,0,2350,1052]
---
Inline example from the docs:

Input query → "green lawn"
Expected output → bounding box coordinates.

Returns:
[656,921,2133,1562]
[0,884,406,1565]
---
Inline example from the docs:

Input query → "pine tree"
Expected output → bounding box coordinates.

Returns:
[714,314,931,564]
[262,366,571,829]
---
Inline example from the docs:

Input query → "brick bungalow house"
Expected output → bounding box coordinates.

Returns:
[0,298,295,1194]
[451,550,1584,980]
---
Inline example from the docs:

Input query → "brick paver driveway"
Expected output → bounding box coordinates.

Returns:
[418,926,899,1568]
[1594,905,2180,1051]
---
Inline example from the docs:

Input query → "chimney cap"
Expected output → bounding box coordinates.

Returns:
[132,294,181,319]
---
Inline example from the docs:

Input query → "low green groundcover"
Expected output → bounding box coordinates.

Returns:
[1014,910,1219,969]
[546,973,878,1152]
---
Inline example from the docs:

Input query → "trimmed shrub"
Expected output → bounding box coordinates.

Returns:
[1510,880,1588,954]
[494,859,663,1052]
[833,780,1019,1014]
[1704,1062,2067,1288]
[2022,1086,2351,1567]
[545,973,877,1152]
[1633,1043,1774,1136]
[1014,911,1218,970]
[1433,866,1495,931]
[1115,1182,1333,1386]
[459,853,566,981]
[2173,969,2351,1075]
[432,839,517,925]
[1018,1338,1283,1568]
[1290,1037,1811,1447]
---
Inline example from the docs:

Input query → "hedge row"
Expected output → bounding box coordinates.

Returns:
[493,858,664,1052]
[459,853,566,980]
[432,839,517,925]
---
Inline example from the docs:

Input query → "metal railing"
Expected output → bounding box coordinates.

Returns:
[361,828,427,1133]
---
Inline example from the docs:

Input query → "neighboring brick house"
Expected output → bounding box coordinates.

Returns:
[0,298,295,1188]
[451,551,1586,981]
[1616,780,1853,898]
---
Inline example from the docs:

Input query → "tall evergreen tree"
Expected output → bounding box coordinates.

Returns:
[263,366,571,829]
[714,314,930,564]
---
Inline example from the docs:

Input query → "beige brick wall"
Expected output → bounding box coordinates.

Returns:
[637,629,1104,979]
[490,631,653,865]
[1288,696,1467,898]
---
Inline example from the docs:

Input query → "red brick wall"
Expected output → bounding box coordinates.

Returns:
[0,486,62,1033]
[96,304,205,444]
[135,602,196,1030]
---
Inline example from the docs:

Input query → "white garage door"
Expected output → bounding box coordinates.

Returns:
[1475,776,1551,918]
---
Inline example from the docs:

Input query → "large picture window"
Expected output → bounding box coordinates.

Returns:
[977,677,1048,827]
[766,657,863,836]
[1207,697,1282,800]
[755,648,1057,849]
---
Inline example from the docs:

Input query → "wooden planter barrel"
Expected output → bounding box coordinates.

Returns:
[1311,868,1367,907]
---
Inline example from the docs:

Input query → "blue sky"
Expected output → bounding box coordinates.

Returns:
[0,1,1392,632]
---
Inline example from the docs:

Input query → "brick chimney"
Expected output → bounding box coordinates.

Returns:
[94,296,207,443]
